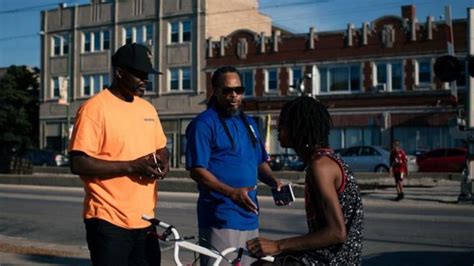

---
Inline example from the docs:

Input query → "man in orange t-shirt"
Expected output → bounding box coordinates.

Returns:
[69,43,169,266]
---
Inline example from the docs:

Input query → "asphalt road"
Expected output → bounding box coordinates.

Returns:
[0,184,473,265]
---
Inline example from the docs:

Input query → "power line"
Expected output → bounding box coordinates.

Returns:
[0,1,76,15]
[0,33,38,41]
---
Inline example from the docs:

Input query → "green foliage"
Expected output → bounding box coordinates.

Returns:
[0,65,40,155]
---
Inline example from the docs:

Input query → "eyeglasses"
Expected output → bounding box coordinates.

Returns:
[221,86,245,95]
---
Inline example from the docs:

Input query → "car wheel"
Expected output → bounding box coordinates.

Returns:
[374,165,389,173]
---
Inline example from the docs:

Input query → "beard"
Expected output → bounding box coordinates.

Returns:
[216,103,241,117]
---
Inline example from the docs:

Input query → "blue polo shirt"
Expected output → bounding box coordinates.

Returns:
[185,107,268,230]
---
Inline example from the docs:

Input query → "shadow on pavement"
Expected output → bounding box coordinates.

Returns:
[363,250,474,266]
[8,253,90,265]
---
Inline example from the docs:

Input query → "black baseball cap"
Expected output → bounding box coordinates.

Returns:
[112,43,162,74]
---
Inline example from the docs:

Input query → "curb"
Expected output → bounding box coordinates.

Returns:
[0,173,462,199]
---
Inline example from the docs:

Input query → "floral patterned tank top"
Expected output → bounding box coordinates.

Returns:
[301,148,364,265]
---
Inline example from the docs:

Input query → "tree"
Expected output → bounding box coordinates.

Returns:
[0,66,40,155]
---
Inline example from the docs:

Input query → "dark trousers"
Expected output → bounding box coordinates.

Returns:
[84,218,161,266]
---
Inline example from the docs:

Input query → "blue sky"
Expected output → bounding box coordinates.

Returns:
[0,0,472,67]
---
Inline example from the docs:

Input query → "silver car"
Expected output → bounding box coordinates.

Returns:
[336,145,417,173]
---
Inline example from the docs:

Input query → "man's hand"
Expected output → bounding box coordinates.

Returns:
[273,179,287,206]
[129,154,162,180]
[154,148,170,179]
[229,186,258,214]
[246,237,280,257]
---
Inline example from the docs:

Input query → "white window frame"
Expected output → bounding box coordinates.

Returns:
[288,66,304,92]
[82,30,110,53]
[167,67,192,92]
[122,24,154,45]
[51,34,69,56]
[168,20,191,44]
[373,61,404,91]
[81,74,109,97]
[265,68,279,93]
[414,58,433,89]
[317,64,362,94]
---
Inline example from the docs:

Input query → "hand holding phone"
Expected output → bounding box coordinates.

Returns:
[271,183,295,206]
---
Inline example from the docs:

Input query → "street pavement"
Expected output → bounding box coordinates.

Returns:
[1,178,472,265]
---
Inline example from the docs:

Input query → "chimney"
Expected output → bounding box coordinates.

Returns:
[346,23,354,47]
[426,16,434,40]
[361,22,370,46]
[219,36,226,56]
[207,37,213,58]
[259,32,266,53]
[308,27,316,50]
[410,18,417,41]
[273,30,281,52]
[401,5,416,21]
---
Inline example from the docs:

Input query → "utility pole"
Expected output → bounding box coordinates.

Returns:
[460,8,474,203]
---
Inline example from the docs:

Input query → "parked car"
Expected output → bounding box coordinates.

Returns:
[337,146,390,172]
[416,147,467,173]
[335,145,418,173]
[268,154,305,171]
[22,149,69,166]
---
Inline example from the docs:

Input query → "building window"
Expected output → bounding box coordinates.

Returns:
[169,20,191,44]
[320,64,360,93]
[182,21,191,42]
[182,68,191,90]
[81,74,109,97]
[393,126,451,155]
[125,27,133,44]
[168,67,191,91]
[123,24,154,45]
[415,59,432,87]
[52,34,69,56]
[265,68,278,93]
[83,30,111,53]
[375,61,403,91]
[51,77,61,98]
[329,127,381,149]
[289,67,303,91]
[241,70,254,96]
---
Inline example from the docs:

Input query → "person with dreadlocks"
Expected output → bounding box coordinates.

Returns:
[246,96,364,265]
[185,66,284,265]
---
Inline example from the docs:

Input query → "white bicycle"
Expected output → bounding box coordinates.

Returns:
[142,215,274,266]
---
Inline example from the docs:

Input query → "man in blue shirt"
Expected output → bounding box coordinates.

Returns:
[186,66,283,265]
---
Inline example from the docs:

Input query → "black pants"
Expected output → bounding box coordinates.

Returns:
[84,218,161,266]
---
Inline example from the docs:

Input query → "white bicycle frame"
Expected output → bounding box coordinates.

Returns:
[142,215,274,266]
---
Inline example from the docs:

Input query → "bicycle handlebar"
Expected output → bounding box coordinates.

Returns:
[142,215,274,265]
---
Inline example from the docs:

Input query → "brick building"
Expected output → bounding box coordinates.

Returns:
[39,0,271,167]
[205,5,468,156]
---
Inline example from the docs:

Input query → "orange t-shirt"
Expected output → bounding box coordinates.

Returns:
[69,89,167,229]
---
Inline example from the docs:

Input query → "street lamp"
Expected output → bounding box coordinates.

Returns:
[39,30,72,155]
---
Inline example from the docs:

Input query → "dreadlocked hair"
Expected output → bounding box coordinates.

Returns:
[279,96,332,154]
[211,65,241,88]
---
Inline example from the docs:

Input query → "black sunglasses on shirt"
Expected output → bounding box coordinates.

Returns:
[221,86,245,95]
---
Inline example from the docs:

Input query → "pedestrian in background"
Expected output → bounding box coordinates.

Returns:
[185,66,283,265]
[390,140,408,201]
[69,43,169,266]
[247,96,364,265]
